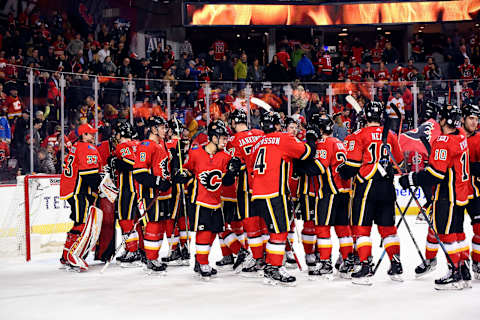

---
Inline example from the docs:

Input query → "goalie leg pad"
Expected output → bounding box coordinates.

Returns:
[67,206,103,271]
[62,224,85,262]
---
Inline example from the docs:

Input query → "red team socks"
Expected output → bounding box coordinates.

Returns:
[439,233,460,267]
[455,232,470,261]
[219,228,242,255]
[266,232,287,266]
[425,228,439,260]
[472,224,480,263]
[302,220,317,255]
[231,220,247,249]
[352,226,372,262]
[243,217,264,259]
[334,225,354,259]
[119,219,139,252]
[144,221,165,260]
[378,226,401,260]
[315,225,332,260]
[196,230,213,265]
[178,216,188,247]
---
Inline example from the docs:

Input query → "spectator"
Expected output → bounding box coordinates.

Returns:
[234,53,248,82]
[66,33,84,57]
[266,55,287,82]
[387,89,405,133]
[36,147,56,174]
[247,58,265,82]
[117,57,132,77]
[351,37,364,63]
[382,41,400,64]
[292,44,304,68]
[180,39,194,59]
[332,113,348,141]
[102,56,117,75]
[0,110,11,142]
[296,54,315,81]
[218,55,234,82]
[98,42,110,63]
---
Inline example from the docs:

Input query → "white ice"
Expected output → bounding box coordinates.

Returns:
[1,216,478,320]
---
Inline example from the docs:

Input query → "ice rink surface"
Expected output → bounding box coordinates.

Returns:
[1,216,478,320]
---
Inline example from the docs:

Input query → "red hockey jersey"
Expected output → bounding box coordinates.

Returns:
[426,128,471,205]
[60,142,102,200]
[184,146,232,209]
[115,140,137,194]
[468,132,480,198]
[345,126,404,182]
[316,136,350,194]
[250,132,311,199]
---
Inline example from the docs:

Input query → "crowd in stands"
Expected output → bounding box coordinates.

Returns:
[0,8,480,180]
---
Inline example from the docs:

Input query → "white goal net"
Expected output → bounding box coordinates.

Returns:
[0,175,72,260]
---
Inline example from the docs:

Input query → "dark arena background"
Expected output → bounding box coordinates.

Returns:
[0,1,479,319]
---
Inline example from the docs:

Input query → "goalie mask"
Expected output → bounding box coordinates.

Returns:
[439,104,462,128]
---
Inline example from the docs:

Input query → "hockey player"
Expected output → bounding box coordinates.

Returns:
[250,112,315,286]
[60,124,103,271]
[464,105,480,280]
[133,117,172,274]
[227,109,265,276]
[309,115,355,279]
[338,101,404,285]
[109,122,143,266]
[399,104,471,290]
[162,118,190,266]
[176,120,241,279]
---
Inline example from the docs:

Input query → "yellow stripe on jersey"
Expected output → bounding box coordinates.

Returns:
[358,180,373,226]
[426,166,445,180]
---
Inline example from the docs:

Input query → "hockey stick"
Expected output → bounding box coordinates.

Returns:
[286,214,303,271]
[389,102,403,143]
[383,145,457,270]
[372,191,427,275]
[100,196,158,273]
[345,95,362,114]
[250,97,272,112]
[173,116,191,248]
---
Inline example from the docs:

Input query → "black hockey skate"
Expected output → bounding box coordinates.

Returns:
[472,261,480,280]
[351,257,373,286]
[145,259,167,275]
[263,265,296,286]
[414,257,437,278]
[240,258,265,278]
[161,247,183,266]
[387,254,403,282]
[434,265,463,290]
[334,255,343,271]
[180,245,190,266]
[116,250,129,263]
[305,254,318,274]
[194,259,217,277]
[338,254,355,279]
[198,264,217,280]
[216,255,234,267]
[284,251,297,269]
[119,250,143,268]
[233,248,252,272]
[309,259,333,280]
[460,260,472,289]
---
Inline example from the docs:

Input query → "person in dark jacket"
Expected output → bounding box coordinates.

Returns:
[266,55,288,82]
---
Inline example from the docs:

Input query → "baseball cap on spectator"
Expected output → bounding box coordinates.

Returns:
[78,123,97,135]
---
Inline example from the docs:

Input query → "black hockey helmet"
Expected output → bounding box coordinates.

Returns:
[439,104,462,128]
[208,120,229,141]
[424,100,441,120]
[318,115,334,135]
[283,116,299,128]
[168,117,185,136]
[462,104,480,118]
[229,109,248,125]
[147,116,168,129]
[364,100,383,123]
[260,111,281,133]
[113,121,134,139]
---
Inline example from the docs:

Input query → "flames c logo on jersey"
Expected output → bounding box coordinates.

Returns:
[199,170,223,191]
[160,157,170,179]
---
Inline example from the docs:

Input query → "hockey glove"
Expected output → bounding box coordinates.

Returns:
[173,169,191,184]
[155,176,171,192]
[399,172,418,190]
[227,157,242,176]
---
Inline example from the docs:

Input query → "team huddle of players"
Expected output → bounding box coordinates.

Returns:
[57,99,480,289]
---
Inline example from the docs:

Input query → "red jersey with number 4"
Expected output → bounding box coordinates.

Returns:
[250,132,311,199]
[227,129,264,192]
[345,126,404,181]
[60,142,102,200]
[468,132,480,198]
[184,146,232,209]
[426,129,471,205]
[115,140,137,193]
[316,136,350,194]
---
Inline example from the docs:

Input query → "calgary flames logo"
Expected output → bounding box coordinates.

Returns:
[199,169,223,191]
[160,157,170,179]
